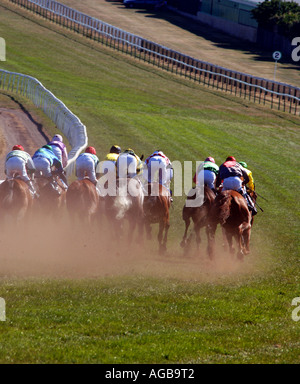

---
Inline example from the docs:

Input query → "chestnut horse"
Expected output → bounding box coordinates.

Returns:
[207,190,252,260]
[0,178,33,226]
[66,178,99,225]
[104,177,144,244]
[143,182,171,253]
[180,186,216,256]
[34,175,66,218]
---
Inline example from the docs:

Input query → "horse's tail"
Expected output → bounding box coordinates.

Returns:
[114,195,132,220]
[2,180,15,208]
[215,192,232,225]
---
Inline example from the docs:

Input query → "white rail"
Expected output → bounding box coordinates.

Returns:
[0,69,88,177]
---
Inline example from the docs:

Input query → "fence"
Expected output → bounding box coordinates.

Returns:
[0,69,88,177]
[8,0,300,115]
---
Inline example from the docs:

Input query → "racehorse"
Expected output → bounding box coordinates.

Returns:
[0,177,33,226]
[104,177,144,244]
[207,190,252,260]
[34,174,66,218]
[180,185,215,256]
[143,182,171,253]
[66,178,99,225]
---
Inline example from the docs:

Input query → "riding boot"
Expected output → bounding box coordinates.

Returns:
[59,178,68,191]
[49,178,61,196]
[26,180,39,199]
[242,191,257,216]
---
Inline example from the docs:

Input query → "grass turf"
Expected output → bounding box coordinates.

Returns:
[0,1,299,363]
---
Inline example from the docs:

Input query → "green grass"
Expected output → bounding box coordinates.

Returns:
[0,1,299,363]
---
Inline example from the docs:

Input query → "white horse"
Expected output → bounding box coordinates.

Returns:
[104,177,144,244]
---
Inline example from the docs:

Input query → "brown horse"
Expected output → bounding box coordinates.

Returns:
[207,190,252,260]
[180,186,216,256]
[143,182,171,253]
[66,179,99,225]
[0,178,33,226]
[34,175,66,218]
[104,177,144,244]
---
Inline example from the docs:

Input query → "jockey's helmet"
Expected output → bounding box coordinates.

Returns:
[52,134,63,142]
[205,157,215,163]
[110,145,121,154]
[226,156,236,162]
[124,148,135,156]
[239,161,248,168]
[85,146,97,155]
[12,145,24,151]
[43,145,53,151]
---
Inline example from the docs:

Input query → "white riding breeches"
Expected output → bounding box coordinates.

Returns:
[76,155,97,184]
[6,156,30,182]
[116,154,137,179]
[145,156,172,188]
[197,170,216,189]
[222,176,243,192]
[33,156,52,178]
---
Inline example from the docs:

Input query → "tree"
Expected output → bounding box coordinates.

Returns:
[251,0,300,38]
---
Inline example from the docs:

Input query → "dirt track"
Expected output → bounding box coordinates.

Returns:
[0,100,50,179]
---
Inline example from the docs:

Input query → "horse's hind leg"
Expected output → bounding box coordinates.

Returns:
[194,223,202,256]
[226,230,235,257]
[158,220,169,253]
[163,221,170,252]
[235,228,245,261]
[180,218,190,248]
[242,222,251,255]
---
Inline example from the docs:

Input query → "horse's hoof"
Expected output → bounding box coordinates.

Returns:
[180,240,186,248]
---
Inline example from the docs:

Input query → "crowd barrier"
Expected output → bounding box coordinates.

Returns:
[0,69,88,177]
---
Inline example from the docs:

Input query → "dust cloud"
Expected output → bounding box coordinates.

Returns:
[0,206,258,282]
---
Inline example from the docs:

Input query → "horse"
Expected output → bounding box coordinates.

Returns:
[180,185,216,256]
[34,174,66,218]
[66,178,99,225]
[143,182,171,253]
[207,190,252,260]
[103,177,144,244]
[0,177,33,227]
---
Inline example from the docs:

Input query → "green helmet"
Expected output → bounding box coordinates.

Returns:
[239,161,247,168]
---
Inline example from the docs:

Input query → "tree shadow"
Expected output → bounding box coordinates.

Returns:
[106,0,299,67]
[3,93,50,142]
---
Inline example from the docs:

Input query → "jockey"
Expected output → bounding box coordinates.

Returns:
[98,145,121,177]
[5,145,38,197]
[48,133,69,186]
[116,148,143,179]
[144,150,173,199]
[193,156,219,193]
[239,161,255,193]
[75,146,100,186]
[32,144,67,193]
[216,156,257,215]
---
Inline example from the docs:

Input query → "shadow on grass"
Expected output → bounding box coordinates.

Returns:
[106,0,298,67]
